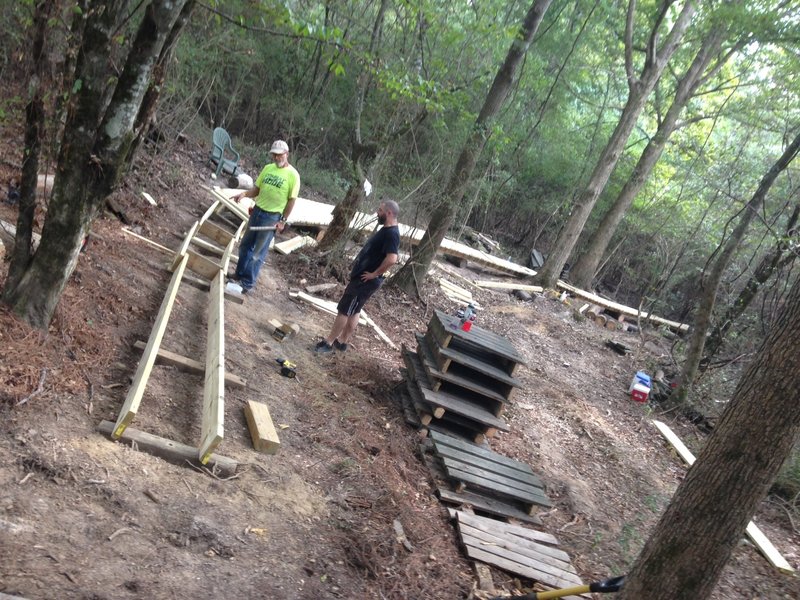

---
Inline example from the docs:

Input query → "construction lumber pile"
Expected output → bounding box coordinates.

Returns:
[391,310,589,597]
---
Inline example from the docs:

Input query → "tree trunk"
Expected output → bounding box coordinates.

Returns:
[534,0,697,289]
[671,130,800,407]
[618,272,800,599]
[569,20,729,290]
[128,0,196,159]
[392,0,553,299]
[4,0,54,292]
[316,0,388,254]
[1,0,190,328]
[700,202,800,370]
[319,180,366,253]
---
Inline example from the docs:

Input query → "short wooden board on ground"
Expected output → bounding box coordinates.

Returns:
[244,400,280,454]
[132,341,246,388]
[96,420,237,478]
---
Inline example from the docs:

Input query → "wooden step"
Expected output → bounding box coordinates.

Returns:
[416,332,509,405]
[424,328,521,388]
[403,349,509,432]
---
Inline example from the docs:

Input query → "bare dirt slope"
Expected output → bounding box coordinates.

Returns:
[1,134,798,600]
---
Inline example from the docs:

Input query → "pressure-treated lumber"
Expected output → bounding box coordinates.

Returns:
[97,420,237,477]
[652,420,794,574]
[559,282,688,332]
[360,309,397,349]
[121,227,172,255]
[186,249,221,281]
[113,255,188,439]
[206,186,249,221]
[290,290,368,324]
[199,219,234,246]
[474,280,543,293]
[132,340,246,388]
[275,235,317,255]
[199,272,225,464]
[220,221,246,274]
[244,400,281,454]
[170,221,199,271]
[182,274,244,304]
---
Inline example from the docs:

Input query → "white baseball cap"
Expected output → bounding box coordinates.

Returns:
[270,140,289,154]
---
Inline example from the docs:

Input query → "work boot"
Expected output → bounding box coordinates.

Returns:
[333,340,348,352]
[314,340,333,353]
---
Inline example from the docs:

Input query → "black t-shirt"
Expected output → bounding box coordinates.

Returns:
[350,225,400,279]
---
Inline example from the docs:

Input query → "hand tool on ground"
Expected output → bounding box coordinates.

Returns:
[275,358,297,378]
[490,575,625,600]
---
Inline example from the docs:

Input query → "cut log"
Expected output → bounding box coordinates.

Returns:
[97,420,237,477]
[305,282,338,294]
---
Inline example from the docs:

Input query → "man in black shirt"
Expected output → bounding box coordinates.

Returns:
[315,200,400,353]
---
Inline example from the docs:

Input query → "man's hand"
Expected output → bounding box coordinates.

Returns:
[360,271,377,282]
[234,193,243,203]
[276,221,286,233]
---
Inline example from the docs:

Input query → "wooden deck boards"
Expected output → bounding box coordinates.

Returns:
[416,333,508,405]
[455,511,589,598]
[403,349,509,431]
[431,431,551,510]
[433,309,526,367]
[425,330,521,388]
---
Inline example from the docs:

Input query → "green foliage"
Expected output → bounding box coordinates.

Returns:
[295,155,349,200]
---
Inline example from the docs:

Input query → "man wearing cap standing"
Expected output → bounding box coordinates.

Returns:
[231,140,300,293]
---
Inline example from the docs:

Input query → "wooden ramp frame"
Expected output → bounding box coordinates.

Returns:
[113,254,188,438]
[111,198,246,468]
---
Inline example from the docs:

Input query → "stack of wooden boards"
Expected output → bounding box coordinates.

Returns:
[395,312,588,596]
[399,309,523,443]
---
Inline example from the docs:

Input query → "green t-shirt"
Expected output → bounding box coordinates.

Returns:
[254,163,300,213]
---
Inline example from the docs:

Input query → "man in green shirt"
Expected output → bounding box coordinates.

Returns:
[231,140,300,293]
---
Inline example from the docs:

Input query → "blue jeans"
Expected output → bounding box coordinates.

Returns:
[235,207,281,290]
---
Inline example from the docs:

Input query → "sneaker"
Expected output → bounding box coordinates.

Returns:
[333,340,348,352]
[314,340,334,353]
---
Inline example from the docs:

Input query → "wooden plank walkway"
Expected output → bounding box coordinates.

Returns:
[454,511,589,598]
[430,430,551,510]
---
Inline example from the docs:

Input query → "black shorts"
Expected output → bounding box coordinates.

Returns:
[337,277,383,316]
